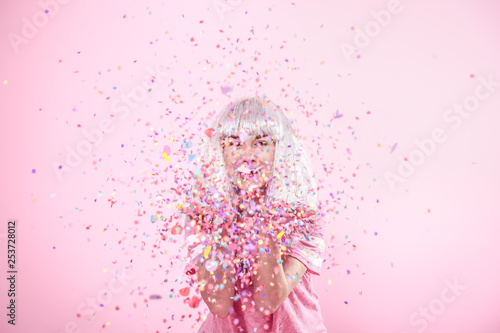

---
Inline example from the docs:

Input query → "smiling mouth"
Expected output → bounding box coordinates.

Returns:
[236,165,263,174]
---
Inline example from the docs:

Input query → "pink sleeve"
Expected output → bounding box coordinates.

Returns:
[286,212,327,276]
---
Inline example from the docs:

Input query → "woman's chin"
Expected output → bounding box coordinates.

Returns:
[238,180,265,191]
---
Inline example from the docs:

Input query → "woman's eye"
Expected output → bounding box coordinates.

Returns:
[255,141,267,147]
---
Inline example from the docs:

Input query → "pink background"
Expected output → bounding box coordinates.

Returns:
[1,0,500,332]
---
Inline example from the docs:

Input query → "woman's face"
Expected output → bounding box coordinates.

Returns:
[222,132,276,192]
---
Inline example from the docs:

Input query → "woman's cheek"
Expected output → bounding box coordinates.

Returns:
[226,165,235,179]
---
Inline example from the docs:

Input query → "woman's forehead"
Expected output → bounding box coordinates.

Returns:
[220,131,275,142]
[227,133,271,139]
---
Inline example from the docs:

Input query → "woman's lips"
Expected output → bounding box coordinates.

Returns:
[236,165,263,174]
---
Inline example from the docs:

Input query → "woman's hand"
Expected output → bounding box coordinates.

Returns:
[197,248,237,318]
[259,202,317,241]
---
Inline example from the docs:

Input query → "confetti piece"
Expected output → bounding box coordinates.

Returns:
[163,145,171,155]
[189,295,200,308]
[3,80,7,85]
[181,140,193,149]
[203,245,212,259]
[205,128,214,138]
[170,224,183,235]
[163,152,170,162]
[333,109,343,119]
[227,243,238,252]
[32,169,36,174]
[179,287,190,296]
[239,131,249,143]
[276,230,285,239]
[205,259,218,272]
[222,86,233,95]
[149,294,162,300]
[390,143,398,153]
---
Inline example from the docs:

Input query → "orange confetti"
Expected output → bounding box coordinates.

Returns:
[204,128,214,138]
[179,287,190,296]
[189,296,200,308]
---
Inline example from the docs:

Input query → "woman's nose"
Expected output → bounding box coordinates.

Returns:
[238,148,259,161]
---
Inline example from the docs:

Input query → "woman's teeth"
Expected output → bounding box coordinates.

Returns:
[237,165,263,174]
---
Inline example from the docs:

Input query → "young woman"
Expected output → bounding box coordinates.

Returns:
[180,97,328,332]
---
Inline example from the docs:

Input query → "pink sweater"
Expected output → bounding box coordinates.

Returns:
[183,212,328,333]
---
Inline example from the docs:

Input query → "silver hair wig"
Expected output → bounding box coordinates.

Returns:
[185,96,319,217]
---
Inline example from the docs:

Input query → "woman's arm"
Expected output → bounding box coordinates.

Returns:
[196,257,236,318]
[252,206,315,315]
[252,235,307,315]
[195,228,237,318]
[180,189,239,318]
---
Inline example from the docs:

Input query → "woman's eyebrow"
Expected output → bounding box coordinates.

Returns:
[227,134,269,140]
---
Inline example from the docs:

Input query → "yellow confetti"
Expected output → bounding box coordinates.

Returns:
[276,231,285,239]
[163,152,170,162]
[203,245,212,258]
[3,80,7,85]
